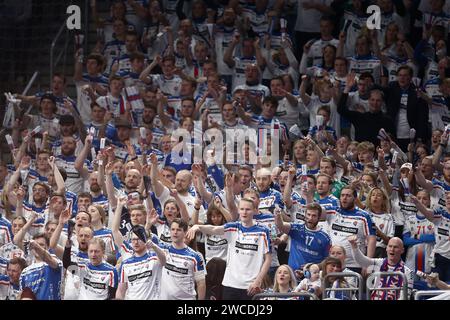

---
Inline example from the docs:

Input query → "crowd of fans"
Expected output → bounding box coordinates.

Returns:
[1,0,450,300]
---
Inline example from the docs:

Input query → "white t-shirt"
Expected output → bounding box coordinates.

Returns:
[222,222,271,290]
[295,0,332,33]
[119,252,163,300]
[160,245,206,300]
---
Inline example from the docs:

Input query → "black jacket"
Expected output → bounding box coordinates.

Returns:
[384,82,430,142]
[337,93,395,145]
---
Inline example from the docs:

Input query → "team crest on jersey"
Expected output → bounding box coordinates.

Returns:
[380,224,384,229]
[184,262,188,267]
[353,221,358,226]
[428,225,433,230]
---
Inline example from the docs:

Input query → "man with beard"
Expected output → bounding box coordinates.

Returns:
[49,208,94,299]
[275,202,331,273]
[105,160,142,211]
[88,171,108,212]
[21,182,50,237]
[55,135,91,194]
[151,154,202,222]
[233,65,270,112]
[315,174,340,214]
[326,186,376,273]
[52,115,84,157]
[253,168,285,215]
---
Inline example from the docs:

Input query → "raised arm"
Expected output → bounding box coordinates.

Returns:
[112,196,127,248]
[414,167,433,193]
[29,240,61,269]
[49,209,70,258]
[74,135,92,175]
[13,212,37,249]
[170,189,190,223]
[224,173,239,221]
[149,153,166,197]
[104,160,118,209]
[410,195,435,222]
[274,209,291,234]
[186,224,225,241]
[146,239,166,266]
[283,166,296,209]
[348,235,375,268]
[299,75,311,106]
[223,33,239,68]
[49,156,65,194]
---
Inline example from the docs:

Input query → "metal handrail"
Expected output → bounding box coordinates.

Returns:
[322,272,363,300]
[414,290,450,300]
[252,291,318,300]
[366,271,408,300]
[50,20,67,88]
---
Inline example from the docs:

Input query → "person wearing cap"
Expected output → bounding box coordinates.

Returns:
[73,49,109,125]
[52,114,84,157]
[105,116,138,163]
[116,225,167,300]
[23,93,60,143]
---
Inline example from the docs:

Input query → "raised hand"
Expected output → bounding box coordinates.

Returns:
[147,208,159,226]
[347,235,358,248]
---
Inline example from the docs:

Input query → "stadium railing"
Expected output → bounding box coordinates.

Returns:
[322,272,364,300]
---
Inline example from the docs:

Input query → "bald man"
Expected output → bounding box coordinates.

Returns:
[151,166,205,222]
[255,168,285,214]
[348,236,414,300]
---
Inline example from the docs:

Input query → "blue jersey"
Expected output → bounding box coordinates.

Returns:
[258,188,285,214]
[20,260,63,300]
[288,223,331,271]
[315,194,340,212]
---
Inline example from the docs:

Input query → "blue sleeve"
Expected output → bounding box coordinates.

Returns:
[112,269,119,288]
[365,214,376,236]
[207,164,224,190]
[276,193,285,209]
[105,124,117,141]
[403,232,422,246]
[419,234,435,243]
[195,252,205,272]
[111,173,123,189]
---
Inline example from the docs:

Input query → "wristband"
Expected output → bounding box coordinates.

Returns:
[194,206,201,210]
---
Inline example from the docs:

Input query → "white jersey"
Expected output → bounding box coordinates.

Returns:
[222,222,271,290]
[325,207,376,268]
[215,25,236,76]
[369,212,395,249]
[305,96,340,137]
[95,94,128,118]
[160,245,206,300]
[390,189,419,226]
[205,233,228,263]
[231,56,257,88]
[432,207,450,260]
[55,155,89,194]
[303,38,339,68]
[403,214,435,273]
[150,74,182,96]
[155,220,172,246]
[78,262,118,300]
[341,11,367,57]
[348,55,383,84]
[119,252,163,300]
